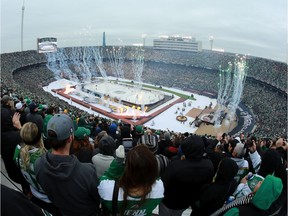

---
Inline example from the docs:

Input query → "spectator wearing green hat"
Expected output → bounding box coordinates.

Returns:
[24,98,31,114]
[211,175,283,216]
[70,126,94,163]
[132,125,144,147]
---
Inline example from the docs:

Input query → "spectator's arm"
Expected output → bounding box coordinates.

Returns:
[12,112,22,130]
[233,182,252,198]
[248,150,261,173]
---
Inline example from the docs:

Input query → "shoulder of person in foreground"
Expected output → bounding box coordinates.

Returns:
[1,184,44,216]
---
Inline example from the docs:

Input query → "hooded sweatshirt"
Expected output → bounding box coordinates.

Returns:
[258,149,287,215]
[161,135,214,209]
[35,152,100,216]
[231,157,249,184]
[223,175,283,216]
[192,158,239,216]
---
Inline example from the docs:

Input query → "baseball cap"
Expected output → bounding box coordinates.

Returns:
[25,99,31,105]
[1,95,13,104]
[29,102,39,113]
[15,102,24,110]
[135,125,143,134]
[47,114,74,141]
[74,127,91,140]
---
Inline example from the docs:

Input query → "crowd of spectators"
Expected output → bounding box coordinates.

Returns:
[1,47,287,138]
[1,92,287,215]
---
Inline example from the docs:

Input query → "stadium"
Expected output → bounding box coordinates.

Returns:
[1,0,287,214]
[1,45,287,215]
[1,46,287,138]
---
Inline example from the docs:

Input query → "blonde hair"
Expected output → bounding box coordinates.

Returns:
[20,122,47,170]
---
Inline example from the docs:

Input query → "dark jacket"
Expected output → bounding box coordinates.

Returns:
[18,110,27,126]
[1,104,18,132]
[161,135,214,210]
[1,105,25,184]
[158,139,173,155]
[1,105,22,149]
[192,158,239,216]
[1,184,44,216]
[35,152,100,216]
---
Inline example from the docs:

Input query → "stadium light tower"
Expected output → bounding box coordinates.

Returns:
[21,0,25,51]
[209,36,214,51]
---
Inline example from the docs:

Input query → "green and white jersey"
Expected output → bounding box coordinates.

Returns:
[98,160,164,216]
[13,145,51,202]
[231,158,249,184]
[233,174,264,198]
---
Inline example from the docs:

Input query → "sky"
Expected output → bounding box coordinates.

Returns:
[1,0,287,62]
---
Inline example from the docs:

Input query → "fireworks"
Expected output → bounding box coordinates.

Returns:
[214,55,248,126]
[106,46,125,78]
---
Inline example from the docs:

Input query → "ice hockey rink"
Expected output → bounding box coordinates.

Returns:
[44,78,217,134]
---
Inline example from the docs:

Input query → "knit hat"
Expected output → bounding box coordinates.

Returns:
[135,125,143,134]
[109,123,117,134]
[47,114,74,141]
[181,135,204,160]
[1,95,13,104]
[74,127,91,140]
[99,135,115,156]
[29,102,39,113]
